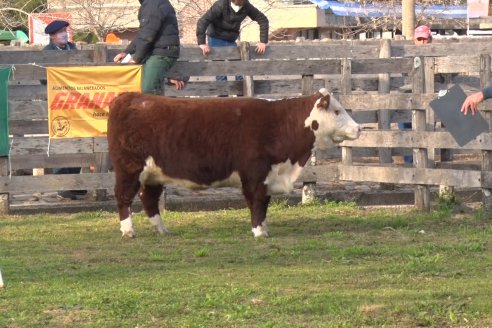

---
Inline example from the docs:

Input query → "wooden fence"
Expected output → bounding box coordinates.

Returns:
[2,38,492,214]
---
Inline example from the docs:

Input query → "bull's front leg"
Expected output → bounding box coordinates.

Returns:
[242,182,271,237]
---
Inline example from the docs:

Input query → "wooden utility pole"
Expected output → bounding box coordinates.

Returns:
[402,0,415,40]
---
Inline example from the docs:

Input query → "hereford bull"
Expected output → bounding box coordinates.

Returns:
[107,88,360,238]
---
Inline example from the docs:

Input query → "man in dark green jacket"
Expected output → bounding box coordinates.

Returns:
[196,0,269,80]
[114,0,180,95]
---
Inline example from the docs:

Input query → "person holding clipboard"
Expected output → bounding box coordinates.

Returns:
[461,84,492,115]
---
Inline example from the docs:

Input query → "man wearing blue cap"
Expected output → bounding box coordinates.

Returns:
[43,20,76,51]
[43,20,84,199]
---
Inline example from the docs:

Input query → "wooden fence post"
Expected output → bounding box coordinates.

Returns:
[427,56,455,201]
[377,39,394,190]
[0,158,8,214]
[412,56,430,210]
[480,54,492,216]
[0,193,8,214]
[301,74,316,204]
[340,58,354,185]
[239,42,254,97]
[92,44,111,201]
[378,39,391,164]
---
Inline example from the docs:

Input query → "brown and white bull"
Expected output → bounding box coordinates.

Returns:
[107,88,360,238]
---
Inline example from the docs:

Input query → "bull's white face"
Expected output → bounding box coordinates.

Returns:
[304,89,360,149]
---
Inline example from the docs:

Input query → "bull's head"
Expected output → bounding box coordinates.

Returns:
[304,88,361,149]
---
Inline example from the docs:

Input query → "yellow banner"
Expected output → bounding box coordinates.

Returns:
[47,66,141,138]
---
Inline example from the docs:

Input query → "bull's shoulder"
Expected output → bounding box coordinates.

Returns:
[109,92,142,111]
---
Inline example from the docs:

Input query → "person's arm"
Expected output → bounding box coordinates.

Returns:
[461,84,492,115]
[167,75,190,90]
[246,4,269,54]
[196,1,222,55]
[128,3,168,63]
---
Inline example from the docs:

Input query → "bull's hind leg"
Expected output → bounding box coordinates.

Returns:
[242,180,271,238]
[139,184,169,234]
[114,170,141,238]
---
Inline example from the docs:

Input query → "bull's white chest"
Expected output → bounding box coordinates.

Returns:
[264,160,304,195]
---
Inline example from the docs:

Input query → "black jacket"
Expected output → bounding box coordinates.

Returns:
[125,0,180,63]
[43,42,77,51]
[196,0,269,45]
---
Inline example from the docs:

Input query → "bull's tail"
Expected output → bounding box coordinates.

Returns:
[139,156,167,186]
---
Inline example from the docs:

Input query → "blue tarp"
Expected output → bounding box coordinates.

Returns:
[309,0,467,19]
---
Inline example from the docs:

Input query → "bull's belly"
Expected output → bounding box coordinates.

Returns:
[139,156,305,195]
[139,157,240,190]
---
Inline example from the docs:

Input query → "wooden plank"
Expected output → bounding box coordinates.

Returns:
[339,93,433,110]
[9,84,47,100]
[339,165,483,188]
[248,44,380,60]
[0,50,94,64]
[342,130,492,150]
[9,100,47,120]
[9,60,343,80]
[435,56,480,74]
[168,59,344,77]
[8,137,95,155]
[8,154,97,170]
[0,172,114,193]
[9,120,48,135]
[351,58,414,74]
[396,42,492,57]
[299,163,338,183]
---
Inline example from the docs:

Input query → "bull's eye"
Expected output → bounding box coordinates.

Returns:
[334,110,340,115]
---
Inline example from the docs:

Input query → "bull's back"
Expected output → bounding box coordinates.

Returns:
[107,93,314,177]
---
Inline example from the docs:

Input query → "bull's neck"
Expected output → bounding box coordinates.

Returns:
[283,95,318,166]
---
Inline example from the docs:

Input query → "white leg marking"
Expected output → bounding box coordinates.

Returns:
[148,214,170,234]
[120,216,136,238]
[252,220,269,238]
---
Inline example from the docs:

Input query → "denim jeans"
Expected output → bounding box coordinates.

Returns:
[208,36,243,81]
[142,55,177,95]
[398,122,413,164]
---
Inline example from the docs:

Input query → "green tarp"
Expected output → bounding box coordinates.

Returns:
[0,66,11,156]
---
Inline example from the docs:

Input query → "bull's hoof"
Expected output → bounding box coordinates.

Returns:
[252,225,269,238]
[120,217,136,238]
[148,214,169,235]
[121,230,136,238]
[152,225,170,235]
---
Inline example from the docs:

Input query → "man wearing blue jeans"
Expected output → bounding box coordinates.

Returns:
[196,0,269,81]
[207,36,243,81]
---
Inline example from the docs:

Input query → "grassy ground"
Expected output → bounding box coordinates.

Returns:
[0,200,491,327]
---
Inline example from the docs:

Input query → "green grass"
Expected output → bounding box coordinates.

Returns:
[1,201,491,327]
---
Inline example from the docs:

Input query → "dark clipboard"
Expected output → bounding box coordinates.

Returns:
[429,84,489,147]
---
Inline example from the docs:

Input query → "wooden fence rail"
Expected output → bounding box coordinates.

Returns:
[1,39,492,214]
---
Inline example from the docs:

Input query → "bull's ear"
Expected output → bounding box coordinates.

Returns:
[316,95,330,111]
